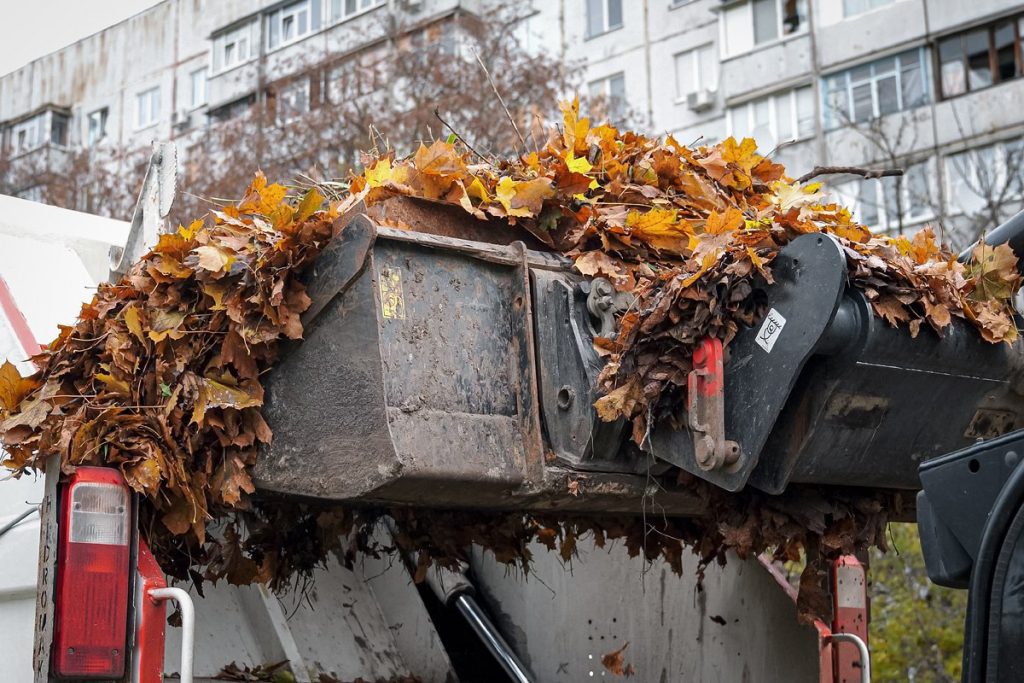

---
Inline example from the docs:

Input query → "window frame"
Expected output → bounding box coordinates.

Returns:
[842,0,896,20]
[834,159,935,232]
[135,87,161,130]
[726,85,815,148]
[586,0,624,39]
[87,108,109,147]
[935,17,1024,100]
[945,139,1024,217]
[674,44,718,99]
[587,71,627,122]
[267,0,314,51]
[328,0,382,25]
[720,0,808,59]
[823,48,929,128]
[212,21,257,74]
[189,68,208,109]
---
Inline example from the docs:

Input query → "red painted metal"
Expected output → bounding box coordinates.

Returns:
[0,273,42,359]
[831,555,868,683]
[133,538,168,683]
[756,555,835,683]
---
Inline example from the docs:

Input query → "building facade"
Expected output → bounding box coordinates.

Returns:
[1,0,1022,242]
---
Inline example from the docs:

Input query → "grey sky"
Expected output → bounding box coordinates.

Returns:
[0,0,164,76]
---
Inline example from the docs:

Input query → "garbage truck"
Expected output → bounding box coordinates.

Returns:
[20,143,1024,683]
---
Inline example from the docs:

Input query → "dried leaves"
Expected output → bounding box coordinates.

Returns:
[0,99,1018,617]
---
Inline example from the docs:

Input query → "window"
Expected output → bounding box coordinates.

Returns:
[209,94,256,123]
[946,139,1024,216]
[87,108,108,146]
[588,72,626,122]
[135,87,161,129]
[212,21,258,73]
[675,45,717,98]
[329,0,381,22]
[721,0,807,57]
[190,69,207,108]
[823,48,928,128]
[49,112,68,146]
[11,117,42,155]
[937,18,1023,99]
[842,0,894,18]
[267,0,323,50]
[727,85,814,150]
[586,0,623,38]
[275,78,310,125]
[834,161,933,232]
[9,111,68,155]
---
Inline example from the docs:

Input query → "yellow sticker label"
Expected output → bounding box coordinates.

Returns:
[379,267,406,320]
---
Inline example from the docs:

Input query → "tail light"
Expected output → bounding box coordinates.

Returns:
[52,466,132,679]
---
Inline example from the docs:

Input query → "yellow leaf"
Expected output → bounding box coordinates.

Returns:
[177,218,203,240]
[96,372,131,395]
[704,208,744,235]
[123,305,146,344]
[682,250,720,287]
[0,361,38,413]
[148,310,186,342]
[594,377,644,422]
[624,207,697,254]
[196,246,236,273]
[969,241,1019,302]
[746,247,774,284]
[565,151,593,175]
[257,183,288,215]
[295,187,324,223]
[495,176,555,218]
[560,97,591,154]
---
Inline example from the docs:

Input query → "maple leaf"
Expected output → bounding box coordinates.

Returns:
[494,176,555,218]
[148,310,186,342]
[0,361,38,413]
[294,187,324,223]
[625,207,696,254]
[969,241,1019,302]
[771,180,825,213]
[560,97,590,154]
[574,251,630,285]
[190,376,264,425]
[704,208,744,235]
[413,140,467,177]
[195,245,237,273]
[594,377,644,422]
[123,304,146,344]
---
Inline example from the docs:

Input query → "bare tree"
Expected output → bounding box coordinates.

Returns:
[1,2,577,225]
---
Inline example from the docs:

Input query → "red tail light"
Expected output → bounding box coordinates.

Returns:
[52,467,131,679]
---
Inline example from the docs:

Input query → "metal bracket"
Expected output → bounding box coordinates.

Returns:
[687,337,740,471]
[148,587,194,683]
[109,141,177,281]
[584,277,633,338]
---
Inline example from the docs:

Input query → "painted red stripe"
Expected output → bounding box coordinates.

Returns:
[0,274,43,360]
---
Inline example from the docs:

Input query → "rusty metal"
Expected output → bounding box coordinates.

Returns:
[688,337,740,471]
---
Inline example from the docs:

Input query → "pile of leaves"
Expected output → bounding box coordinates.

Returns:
[0,99,1018,620]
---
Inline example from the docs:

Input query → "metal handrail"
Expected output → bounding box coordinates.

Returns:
[828,632,871,683]
[148,587,195,683]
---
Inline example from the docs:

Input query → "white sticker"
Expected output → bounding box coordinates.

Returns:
[755,308,786,353]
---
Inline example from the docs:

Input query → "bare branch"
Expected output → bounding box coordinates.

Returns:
[433,108,487,162]
[472,48,527,154]
[797,166,904,183]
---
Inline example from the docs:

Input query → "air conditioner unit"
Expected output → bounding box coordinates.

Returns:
[687,89,716,112]
[172,108,191,129]
[404,0,423,11]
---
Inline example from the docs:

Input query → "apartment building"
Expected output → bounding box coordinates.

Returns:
[1,0,1022,242]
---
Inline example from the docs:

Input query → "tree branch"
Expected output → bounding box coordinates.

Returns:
[433,108,487,162]
[472,48,527,154]
[797,166,904,183]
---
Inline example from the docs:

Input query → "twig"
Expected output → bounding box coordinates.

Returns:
[797,166,904,183]
[471,48,527,154]
[433,108,487,162]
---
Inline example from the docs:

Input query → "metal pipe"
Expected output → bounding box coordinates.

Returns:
[148,587,195,683]
[958,209,1024,264]
[828,632,871,683]
[0,505,38,539]
[454,593,534,683]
